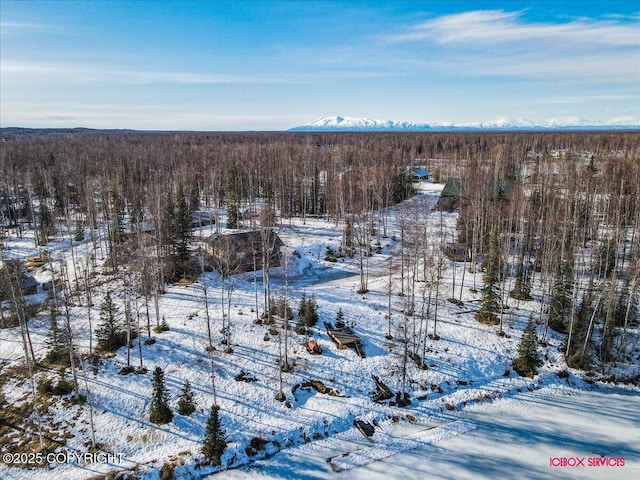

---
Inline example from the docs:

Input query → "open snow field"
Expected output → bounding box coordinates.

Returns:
[212,384,640,480]
[1,181,638,479]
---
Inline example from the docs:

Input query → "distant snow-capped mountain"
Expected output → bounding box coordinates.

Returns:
[294,116,422,130]
[289,115,639,131]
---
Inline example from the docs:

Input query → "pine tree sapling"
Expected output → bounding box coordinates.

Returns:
[515,318,542,377]
[202,404,227,466]
[153,316,170,333]
[149,367,173,424]
[160,316,170,331]
[177,380,196,416]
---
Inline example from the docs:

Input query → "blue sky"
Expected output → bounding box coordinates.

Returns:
[1,1,638,130]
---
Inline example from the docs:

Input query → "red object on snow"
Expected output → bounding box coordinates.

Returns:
[308,339,321,354]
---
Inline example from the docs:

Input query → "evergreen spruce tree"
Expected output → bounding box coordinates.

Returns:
[391,170,415,203]
[515,318,542,376]
[306,295,319,327]
[226,203,240,230]
[189,184,201,213]
[177,380,196,416]
[296,294,319,334]
[164,190,176,254]
[510,260,532,300]
[160,316,170,332]
[226,165,241,229]
[202,404,227,466]
[112,205,126,246]
[297,293,307,318]
[108,192,126,246]
[149,367,173,424]
[548,260,573,333]
[45,307,70,365]
[96,291,124,352]
[74,219,85,242]
[476,228,501,325]
[565,286,594,368]
[174,183,192,265]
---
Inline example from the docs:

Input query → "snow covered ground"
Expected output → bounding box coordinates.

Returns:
[212,384,640,480]
[1,181,638,479]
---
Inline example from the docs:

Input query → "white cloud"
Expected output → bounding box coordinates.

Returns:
[0,21,44,29]
[1,60,394,88]
[390,10,640,47]
[381,10,640,83]
[0,21,49,38]
[0,61,276,85]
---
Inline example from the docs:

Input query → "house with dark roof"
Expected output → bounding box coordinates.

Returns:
[190,211,216,228]
[204,230,284,273]
[436,177,465,211]
[436,177,518,211]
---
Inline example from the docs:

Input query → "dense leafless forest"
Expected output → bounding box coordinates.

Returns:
[2,130,639,371]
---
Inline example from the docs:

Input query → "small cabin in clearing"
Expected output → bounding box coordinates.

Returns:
[204,230,283,274]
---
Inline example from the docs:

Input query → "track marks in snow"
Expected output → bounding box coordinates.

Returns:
[327,420,476,472]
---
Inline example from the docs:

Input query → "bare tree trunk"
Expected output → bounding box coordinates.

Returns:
[83,256,94,356]
[134,295,144,369]
[386,257,393,339]
[60,262,80,402]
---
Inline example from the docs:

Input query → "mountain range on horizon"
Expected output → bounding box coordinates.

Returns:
[289,115,640,132]
[2,116,639,136]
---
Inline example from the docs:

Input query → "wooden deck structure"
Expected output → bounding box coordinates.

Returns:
[324,322,365,358]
